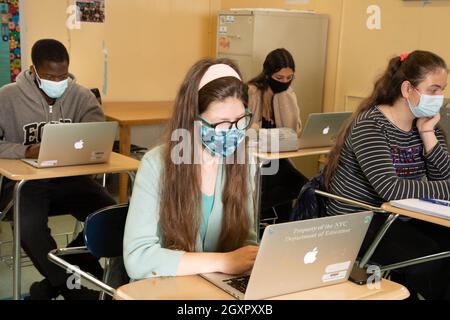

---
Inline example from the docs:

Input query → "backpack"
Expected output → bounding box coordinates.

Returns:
[290,172,327,221]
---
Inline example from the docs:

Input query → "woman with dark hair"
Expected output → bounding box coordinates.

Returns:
[324,50,450,299]
[123,58,258,279]
[248,48,308,223]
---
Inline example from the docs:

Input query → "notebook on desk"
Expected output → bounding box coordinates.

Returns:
[200,211,373,300]
[390,199,450,220]
[21,122,117,168]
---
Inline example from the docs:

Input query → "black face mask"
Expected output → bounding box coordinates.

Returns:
[268,77,291,94]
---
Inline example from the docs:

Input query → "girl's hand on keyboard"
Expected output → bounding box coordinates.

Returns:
[220,245,259,275]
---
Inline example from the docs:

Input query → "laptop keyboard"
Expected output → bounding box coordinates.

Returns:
[223,275,250,294]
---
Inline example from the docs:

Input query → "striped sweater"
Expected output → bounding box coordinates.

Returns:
[327,107,450,215]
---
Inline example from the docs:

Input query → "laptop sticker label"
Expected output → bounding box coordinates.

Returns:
[41,160,58,167]
[90,151,105,161]
[322,270,347,283]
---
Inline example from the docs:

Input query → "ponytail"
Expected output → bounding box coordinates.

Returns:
[324,50,448,190]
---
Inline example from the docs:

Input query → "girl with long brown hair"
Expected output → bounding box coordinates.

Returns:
[324,51,450,299]
[123,58,258,279]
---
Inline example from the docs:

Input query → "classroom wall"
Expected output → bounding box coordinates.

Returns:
[334,0,450,111]
[221,0,450,113]
[21,0,220,101]
[21,0,450,111]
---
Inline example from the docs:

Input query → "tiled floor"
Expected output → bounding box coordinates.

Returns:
[0,215,80,299]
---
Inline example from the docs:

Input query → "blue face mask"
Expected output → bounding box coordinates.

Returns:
[34,68,69,99]
[407,88,444,118]
[200,125,246,157]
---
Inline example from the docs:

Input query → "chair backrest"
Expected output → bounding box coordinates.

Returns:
[90,88,102,105]
[84,204,128,258]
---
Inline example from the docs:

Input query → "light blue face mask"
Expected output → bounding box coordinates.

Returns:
[200,125,246,158]
[34,68,69,99]
[407,88,444,118]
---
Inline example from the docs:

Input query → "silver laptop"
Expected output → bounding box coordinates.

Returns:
[201,211,373,300]
[297,112,352,149]
[22,122,117,168]
[256,112,352,152]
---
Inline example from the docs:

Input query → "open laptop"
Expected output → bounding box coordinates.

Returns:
[200,211,373,300]
[298,112,352,149]
[21,122,117,168]
[257,112,352,152]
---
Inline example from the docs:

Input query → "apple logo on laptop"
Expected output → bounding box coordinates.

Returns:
[304,247,318,264]
[74,140,84,150]
[322,126,330,135]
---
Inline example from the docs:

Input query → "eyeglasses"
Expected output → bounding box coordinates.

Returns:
[198,109,253,134]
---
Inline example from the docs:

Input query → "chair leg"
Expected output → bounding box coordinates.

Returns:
[0,200,13,222]
[127,171,136,201]
[270,207,279,224]
[100,258,112,300]
[383,270,392,280]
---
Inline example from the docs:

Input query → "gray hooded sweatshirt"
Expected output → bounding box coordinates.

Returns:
[0,70,105,159]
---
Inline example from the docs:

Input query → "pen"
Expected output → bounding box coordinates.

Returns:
[419,198,450,207]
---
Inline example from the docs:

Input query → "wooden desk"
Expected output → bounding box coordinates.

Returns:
[255,146,331,161]
[0,153,140,300]
[102,101,173,202]
[381,203,450,228]
[114,276,409,300]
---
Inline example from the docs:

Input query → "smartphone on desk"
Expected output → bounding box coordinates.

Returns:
[349,262,381,285]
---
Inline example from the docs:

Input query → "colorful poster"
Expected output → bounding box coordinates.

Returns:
[76,0,105,23]
[0,0,20,86]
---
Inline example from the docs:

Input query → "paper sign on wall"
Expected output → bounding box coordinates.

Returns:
[75,0,105,23]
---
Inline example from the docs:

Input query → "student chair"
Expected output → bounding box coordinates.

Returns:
[48,203,130,299]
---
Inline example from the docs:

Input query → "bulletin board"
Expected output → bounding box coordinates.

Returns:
[0,0,20,87]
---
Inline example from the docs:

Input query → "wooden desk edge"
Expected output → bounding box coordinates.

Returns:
[0,153,140,181]
[255,147,331,161]
[114,277,409,301]
[381,203,450,228]
[105,115,170,126]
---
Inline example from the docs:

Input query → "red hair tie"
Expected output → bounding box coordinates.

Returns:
[400,52,410,62]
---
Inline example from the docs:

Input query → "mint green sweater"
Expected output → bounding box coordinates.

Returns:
[123,145,257,280]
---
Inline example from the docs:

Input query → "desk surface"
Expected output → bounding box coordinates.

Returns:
[255,146,331,160]
[102,101,173,125]
[382,203,450,228]
[114,275,409,300]
[0,152,140,181]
